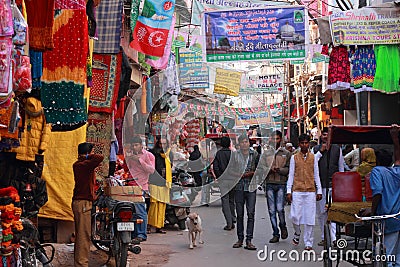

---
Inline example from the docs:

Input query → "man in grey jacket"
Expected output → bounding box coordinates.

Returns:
[263,130,291,243]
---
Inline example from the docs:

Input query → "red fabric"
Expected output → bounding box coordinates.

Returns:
[89,53,122,113]
[43,10,88,76]
[25,0,55,51]
[328,46,351,88]
[330,107,343,119]
[130,20,170,57]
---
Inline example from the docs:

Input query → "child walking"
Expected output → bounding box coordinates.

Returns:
[286,134,322,250]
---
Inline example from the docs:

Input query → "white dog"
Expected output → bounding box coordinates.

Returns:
[186,212,204,249]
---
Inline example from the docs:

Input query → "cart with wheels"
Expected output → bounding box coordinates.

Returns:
[322,125,399,267]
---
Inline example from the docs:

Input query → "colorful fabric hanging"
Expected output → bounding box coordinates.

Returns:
[327,46,351,90]
[89,53,122,113]
[94,0,123,54]
[373,45,400,94]
[350,46,376,93]
[25,0,55,50]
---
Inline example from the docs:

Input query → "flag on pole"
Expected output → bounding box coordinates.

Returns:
[130,0,175,57]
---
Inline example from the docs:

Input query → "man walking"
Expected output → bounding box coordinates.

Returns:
[231,134,260,250]
[312,127,344,246]
[287,134,322,251]
[72,142,103,267]
[213,136,236,230]
[264,130,291,243]
[125,136,155,242]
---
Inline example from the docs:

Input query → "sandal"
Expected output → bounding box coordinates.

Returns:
[232,241,243,248]
[244,242,257,250]
[156,228,167,234]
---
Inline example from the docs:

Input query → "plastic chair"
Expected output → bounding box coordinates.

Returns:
[332,171,363,202]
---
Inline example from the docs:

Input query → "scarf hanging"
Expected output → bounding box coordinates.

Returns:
[160,149,172,189]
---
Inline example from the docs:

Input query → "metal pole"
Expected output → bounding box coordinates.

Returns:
[295,84,301,136]
[301,78,306,134]
[285,61,291,143]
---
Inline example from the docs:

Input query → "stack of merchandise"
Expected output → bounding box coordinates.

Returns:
[184,119,200,152]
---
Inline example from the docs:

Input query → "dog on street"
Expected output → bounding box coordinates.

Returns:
[186,212,204,249]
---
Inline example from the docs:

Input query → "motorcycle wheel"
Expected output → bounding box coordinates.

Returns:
[114,233,128,267]
[91,212,110,252]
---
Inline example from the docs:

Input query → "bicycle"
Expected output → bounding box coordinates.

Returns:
[355,211,400,267]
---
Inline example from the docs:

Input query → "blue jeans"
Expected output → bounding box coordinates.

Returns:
[133,203,147,239]
[266,184,287,237]
[384,231,400,267]
[235,189,256,242]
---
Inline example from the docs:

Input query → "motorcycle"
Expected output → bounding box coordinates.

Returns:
[91,178,142,267]
[165,163,195,230]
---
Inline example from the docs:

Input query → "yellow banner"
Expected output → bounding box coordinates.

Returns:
[214,68,242,96]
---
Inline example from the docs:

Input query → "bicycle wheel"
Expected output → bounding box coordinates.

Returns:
[373,241,387,267]
[324,223,333,267]
[91,212,111,252]
[114,232,128,267]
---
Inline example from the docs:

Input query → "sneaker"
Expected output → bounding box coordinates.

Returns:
[280,226,288,240]
[233,240,243,248]
[317,240,325,247]
[269,236,279,243]
[292,237,300,246]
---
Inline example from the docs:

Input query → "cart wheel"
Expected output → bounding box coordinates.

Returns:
[324,224,333,267]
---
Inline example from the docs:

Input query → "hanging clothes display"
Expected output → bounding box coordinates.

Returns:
[373,44,400,94]
[350,46,376,93]
[327,46,351,90]
[25,0,55,50]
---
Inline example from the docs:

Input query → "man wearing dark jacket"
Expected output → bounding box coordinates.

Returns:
[213,137,236,230]
[312,128,344,246]
[263,130,291,243]
[72,142,104,267]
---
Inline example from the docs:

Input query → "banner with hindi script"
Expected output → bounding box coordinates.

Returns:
[130,0,175,57]
[202,6,307,62]
[330,7,400,46]
[191,0,287,26]
[178,49,209,89]
[214,68,242,96]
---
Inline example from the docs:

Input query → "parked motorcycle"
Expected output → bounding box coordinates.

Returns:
[91,179,142,267]
[165,163,194,230]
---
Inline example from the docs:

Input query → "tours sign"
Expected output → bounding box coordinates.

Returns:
[202,6,307,62]
[330,8,400,46]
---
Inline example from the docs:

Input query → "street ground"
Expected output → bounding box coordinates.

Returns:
[51,191,356,266]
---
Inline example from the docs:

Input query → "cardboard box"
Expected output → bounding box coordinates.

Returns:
[104,186,144,202]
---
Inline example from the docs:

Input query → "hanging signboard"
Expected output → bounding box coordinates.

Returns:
[214,68,242,96]
[235,111,271,125]
[202,6,307,62]
[330,8,400,46]
[178,50,209,89]
[240,73,284,93]
[191,0,287,26]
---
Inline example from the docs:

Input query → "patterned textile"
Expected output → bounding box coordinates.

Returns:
[94,0,123,54]
[350,46,376,93]
[41,81,87,126]
[55,0,86,9]
[373,45,400,94]
[89,53,122,113]
[327,46,351,90]
[42,9,88,84]
[25,0,55,50]
[86,112,112,179]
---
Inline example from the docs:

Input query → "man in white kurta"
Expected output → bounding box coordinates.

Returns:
[286,134,322,250]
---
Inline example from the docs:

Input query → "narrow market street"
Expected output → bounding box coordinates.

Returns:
[125,191,354,267]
